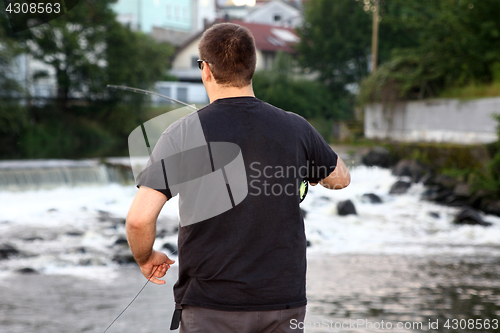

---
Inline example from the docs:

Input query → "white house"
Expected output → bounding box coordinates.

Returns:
[154,81,209,105]
[245,0,303,28]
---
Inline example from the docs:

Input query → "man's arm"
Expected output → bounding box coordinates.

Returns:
[311,155,350,190]
[126,186,175,284]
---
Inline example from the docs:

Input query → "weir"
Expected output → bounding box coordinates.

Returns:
[0,159,135,191]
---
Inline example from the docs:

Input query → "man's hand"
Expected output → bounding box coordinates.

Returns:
[127,186,171,284]
[139,249,175,285]
[310,155,350,190]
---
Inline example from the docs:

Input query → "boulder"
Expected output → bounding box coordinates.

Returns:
[392,159,427,183]
[0,244,19,260]
[389,180,411,194]
[23,236,44,242]
[453,183,471,198]
[434,174,457,189]
[428,212,440,219]
[361,193,383,204]
[337,200,357,216]
[420,173,435,186]
[481,200,500,217]
[362,147,394,168]
[114,237,128,247]
[112,254,136,265]
[16,267,39,274]
[306,240,312,247]
[66,231,84,237]
[453,208,492,227]
[421,187,440,201]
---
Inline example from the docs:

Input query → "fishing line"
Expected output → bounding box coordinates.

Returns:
[102,250,177,333]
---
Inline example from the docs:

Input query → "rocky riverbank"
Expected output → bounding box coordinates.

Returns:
[362,146,500,226]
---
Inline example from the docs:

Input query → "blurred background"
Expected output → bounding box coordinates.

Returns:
[1,0,500,332]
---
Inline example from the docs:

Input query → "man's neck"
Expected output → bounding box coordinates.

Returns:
[208,85,255,103]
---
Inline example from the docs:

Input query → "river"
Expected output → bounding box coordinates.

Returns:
[0,162,499,332]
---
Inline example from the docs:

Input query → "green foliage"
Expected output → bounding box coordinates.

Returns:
[0,0,175,159]
[253,52,350,121]
[297,0,372,88]
[358,0,500,104]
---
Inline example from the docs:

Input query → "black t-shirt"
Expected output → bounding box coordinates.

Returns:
[138,96,338,311]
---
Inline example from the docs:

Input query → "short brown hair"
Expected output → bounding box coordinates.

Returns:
[198,23,257,88]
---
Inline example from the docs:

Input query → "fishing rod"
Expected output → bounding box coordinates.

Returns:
[102,250,178,333]
[107,85,198,111]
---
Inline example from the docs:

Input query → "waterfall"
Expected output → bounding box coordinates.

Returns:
[0,159,135,191]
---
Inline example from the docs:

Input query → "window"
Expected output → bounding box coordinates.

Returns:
[158,87,171,104]
[177,87,188,103]
[274,14,281,22]
[191,56,199,69]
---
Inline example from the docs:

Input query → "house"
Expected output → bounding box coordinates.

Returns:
[170,19,300,82]
[112,0,217,46]
[217,0,305,28]
[245,0,303,28]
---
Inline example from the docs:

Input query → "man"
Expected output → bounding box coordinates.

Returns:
[126,23,350,332]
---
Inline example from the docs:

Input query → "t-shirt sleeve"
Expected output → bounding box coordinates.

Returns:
[303,120,338,183]
[136,133,180,199]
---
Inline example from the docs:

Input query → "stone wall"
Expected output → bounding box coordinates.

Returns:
[364,97,500,144]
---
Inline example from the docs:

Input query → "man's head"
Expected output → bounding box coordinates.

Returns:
[198,23,257,88]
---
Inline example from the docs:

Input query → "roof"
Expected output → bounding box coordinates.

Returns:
[175,19,300,55]
[230,20,299,53]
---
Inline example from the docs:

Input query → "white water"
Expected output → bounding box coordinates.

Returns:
[0,166,499,281]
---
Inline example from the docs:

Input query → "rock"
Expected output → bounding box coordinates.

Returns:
[156,229,168,238]
[453,208,492,227]
[0,244,19,260]
[47,208,58,213]
[114,238,128,247]
[76,247,86,254]
[428,212,440,219]
[362,147,394,168]
[481,200,500,217]
[422,187,468,206]
[420,173,435,186]
[453,183,471,198]
[389,180,411,194]
[468,189,492,209]
[97,210,126,224]
[300,208,308,219]
[434,175,457,189]
[392,159,427,183]
[421,187,439,201]
[319,196,331,201]
[361,193,383,204]
[337,200,357,216]
[162,243,178,254]
[16,267,38,274]
[66,231,84,237]
[112,254,136,265]
[306,240,312,247]
[23,237,44,242]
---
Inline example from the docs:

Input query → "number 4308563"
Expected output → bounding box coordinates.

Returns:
[444,318,498,330]
[6,2,61,14]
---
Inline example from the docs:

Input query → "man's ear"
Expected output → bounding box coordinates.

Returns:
[202,63,212,82]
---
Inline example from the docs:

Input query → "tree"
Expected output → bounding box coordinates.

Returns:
[296,0,372,90]
[253,52,340,120]
[0,9,28,158]
[359,0,500,103]
[0,0,175,158]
